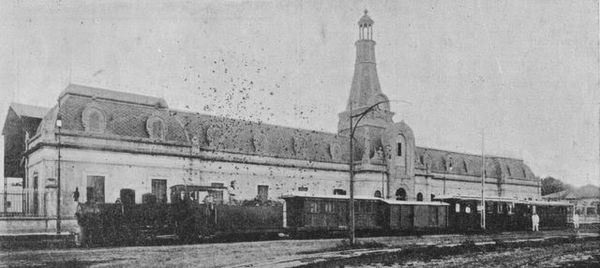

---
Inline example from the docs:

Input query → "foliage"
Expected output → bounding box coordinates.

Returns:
[541,176,573,196]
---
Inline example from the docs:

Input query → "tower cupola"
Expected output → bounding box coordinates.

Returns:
[358,10,374,40]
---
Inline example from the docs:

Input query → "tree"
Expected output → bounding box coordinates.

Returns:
[541,176,572,196]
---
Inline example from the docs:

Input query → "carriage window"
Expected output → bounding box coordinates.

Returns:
[587,207,596,215]
[508,203,514,215]
[366,202,373,213]
[308,201,318,213]
[325,202,334,213]
[209,190,223,204]
[455,203,461,213]
[497,203,503,214]
[465,205,471,214]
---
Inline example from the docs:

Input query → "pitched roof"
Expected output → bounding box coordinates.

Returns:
[9,103,49,119]
[543,185,600,200]
[59,84,168,108]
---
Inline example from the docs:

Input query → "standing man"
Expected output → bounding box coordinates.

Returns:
[531,212,540,232]
[72,187,80,203]
[573,212,580,230]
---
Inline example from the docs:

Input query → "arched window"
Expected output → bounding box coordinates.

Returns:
[82,106,106,133]
[506,166,512,177]
[416,192,423,201]
[146,116,165,140]
[395,188,407,201]
[374,190,382,198]
[463,161,468,173]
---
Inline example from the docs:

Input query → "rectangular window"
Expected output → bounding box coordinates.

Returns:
[325,202,334,213]
[151,179,167,203]
[86,175,105,203]
[308,201,319,213]
[257,185,269,202]
[397,143,402,156]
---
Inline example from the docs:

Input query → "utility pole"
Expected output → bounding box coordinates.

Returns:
[56,108,62,234]
[348,102,355,245]
[481,128,486,230]
[347,100,393,245]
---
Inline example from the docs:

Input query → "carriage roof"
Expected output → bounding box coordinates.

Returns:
[434,195,571,206]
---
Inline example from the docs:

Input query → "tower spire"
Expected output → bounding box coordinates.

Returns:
[345,11,389,111]
[338,11,394,133]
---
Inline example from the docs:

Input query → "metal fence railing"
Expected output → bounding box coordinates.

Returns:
[0,189,56,217]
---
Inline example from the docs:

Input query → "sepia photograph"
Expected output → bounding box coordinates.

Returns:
[0,0,599,267]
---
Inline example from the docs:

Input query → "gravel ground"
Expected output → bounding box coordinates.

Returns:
[0,231,597,267]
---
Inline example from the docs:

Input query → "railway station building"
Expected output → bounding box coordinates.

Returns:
[2,12,541,232]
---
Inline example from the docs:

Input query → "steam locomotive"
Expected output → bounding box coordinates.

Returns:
[75,184,570,246]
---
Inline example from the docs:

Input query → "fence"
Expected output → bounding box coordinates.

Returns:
[0,189,56,217]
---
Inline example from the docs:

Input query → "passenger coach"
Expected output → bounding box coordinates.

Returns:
[434,195,571,231]
[281,194,449,236]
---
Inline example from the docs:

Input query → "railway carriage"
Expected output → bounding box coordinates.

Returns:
[382,200,448,232]
[281,194,449,236]
[434,195,571,232]
[281,194,386,235]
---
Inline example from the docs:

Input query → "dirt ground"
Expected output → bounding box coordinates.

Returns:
[0,231,597,267]
[340,239,600,268]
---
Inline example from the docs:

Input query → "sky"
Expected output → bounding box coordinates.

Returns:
[0,0,598,187]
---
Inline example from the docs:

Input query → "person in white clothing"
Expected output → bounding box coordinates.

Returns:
[573,213,580,229]
[531,213,540,232]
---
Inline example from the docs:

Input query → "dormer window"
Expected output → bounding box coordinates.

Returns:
[82,106,106,133]
[146,116,165,140]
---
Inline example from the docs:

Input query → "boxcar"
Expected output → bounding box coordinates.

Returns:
[382,200,448,232]
[281,194,385,235]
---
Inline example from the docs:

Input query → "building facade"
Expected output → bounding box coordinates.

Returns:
[3,12,541,232]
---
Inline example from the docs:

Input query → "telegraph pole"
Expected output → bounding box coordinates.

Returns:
[481,128,486,230]
[56,107,62,234]
[348,102,355,245]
